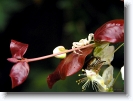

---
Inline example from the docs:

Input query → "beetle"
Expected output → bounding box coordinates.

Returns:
[86,56,105,72]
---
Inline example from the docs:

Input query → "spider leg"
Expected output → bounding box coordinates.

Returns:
[72,46,83,55]
[88,33,94,42]
[72,42,83,55]
[79,39,89,45]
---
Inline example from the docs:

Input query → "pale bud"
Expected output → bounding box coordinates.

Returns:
[121,66,124,80]
[53,46,66,59]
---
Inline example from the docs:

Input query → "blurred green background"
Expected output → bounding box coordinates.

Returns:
[0,0,124,92]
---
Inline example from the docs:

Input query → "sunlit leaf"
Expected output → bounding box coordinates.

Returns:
[10,62,30,88]
[47,46,94,89]
[94,19,124,43]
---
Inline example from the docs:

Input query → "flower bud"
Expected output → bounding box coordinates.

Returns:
[121,66,124,80]
[53,46,66,59]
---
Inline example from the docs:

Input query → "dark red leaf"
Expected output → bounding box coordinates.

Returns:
[47,46,94,89]
[7,58,19,63]
[94,19,124,43]
[10,40,28,59]
[10,62,30,88]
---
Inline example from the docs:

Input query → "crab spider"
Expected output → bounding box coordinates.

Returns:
[72,33,94,54]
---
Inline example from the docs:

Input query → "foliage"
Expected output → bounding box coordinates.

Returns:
[0,0,25,32]
[7,19,124,92]
[0,0,124,92]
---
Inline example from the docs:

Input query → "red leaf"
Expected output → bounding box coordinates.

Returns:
[47,46,94,89]
[10,40,28,59]
[10,62,30,88]
[7,58,19,63]
[94,19,124,43]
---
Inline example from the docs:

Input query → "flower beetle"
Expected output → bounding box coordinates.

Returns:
[87,56,106,72]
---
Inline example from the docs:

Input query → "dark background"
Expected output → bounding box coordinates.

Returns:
[0,0,124,92]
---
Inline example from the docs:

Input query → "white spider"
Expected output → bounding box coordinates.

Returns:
[72,33,94,54]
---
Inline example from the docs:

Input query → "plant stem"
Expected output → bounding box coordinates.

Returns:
[110,43,124,88]
[108,43,124,59]
[113,43,124,53]
[111,71,121,88]
[25,43,95,62]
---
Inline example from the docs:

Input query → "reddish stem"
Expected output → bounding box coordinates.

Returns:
[25,43,95,62]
